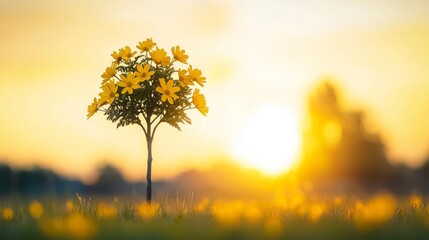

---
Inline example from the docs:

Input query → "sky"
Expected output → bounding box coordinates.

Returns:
[0,0,429,182]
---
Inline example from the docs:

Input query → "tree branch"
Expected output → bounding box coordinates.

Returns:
[152,116,165,140]
[141,111,148,121]
[150,114,162,125]
[137,121,148,137]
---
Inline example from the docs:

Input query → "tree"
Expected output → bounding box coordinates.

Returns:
[0,164,12,195]
[299,81,392,191]
[87,39,208,202]
[91,164,131,195]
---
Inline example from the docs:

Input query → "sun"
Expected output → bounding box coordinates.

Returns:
[230,104,302,176]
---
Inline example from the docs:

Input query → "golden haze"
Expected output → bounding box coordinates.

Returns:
[0,0,429,181]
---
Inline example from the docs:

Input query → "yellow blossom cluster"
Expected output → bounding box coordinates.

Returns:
[29,201,44,219]
[2,207,14,221]
[40,214,96,239]
[96,203,118,219]
[87,38,208,119]
[135,202,160,220]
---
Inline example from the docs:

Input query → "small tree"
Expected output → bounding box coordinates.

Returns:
[87,38,208,203]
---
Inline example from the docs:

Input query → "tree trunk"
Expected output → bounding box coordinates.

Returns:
[146,135,153,203]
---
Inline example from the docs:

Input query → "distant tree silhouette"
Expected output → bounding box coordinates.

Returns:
[415,158,429,193]
[298,81,393,191]
[17,168,56,195]
[0,164,12,195]
[91,164,131,195]
[388,163,417,195]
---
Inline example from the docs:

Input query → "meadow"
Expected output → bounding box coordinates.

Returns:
[1,193,429,240]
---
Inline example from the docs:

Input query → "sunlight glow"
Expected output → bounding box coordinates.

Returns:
[231,105,301,176]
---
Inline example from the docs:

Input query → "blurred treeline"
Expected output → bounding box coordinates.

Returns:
[0,164,138,197]
[296,81,429,196]
[0,81,429,199]
[0,162,277,200]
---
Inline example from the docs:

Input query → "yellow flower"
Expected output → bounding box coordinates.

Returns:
[178,69,192,87]
[354,194,397,229]
[136,202,160,220]
[66,200,74,212]
[192,89,208,116]
[211,200,243,226]
[135,64,155,82]
[29,201,44,219]
[117,73,140,94]
[194,198,209,213]
[99,80,119,104]
[64,214,97,239]
[111,50,123,63]
[96,204,117,219]
[188,65,206,87]
[87,98,99,119]
[41,214,96,238]
[150,47,171,66]
[101,63,117,84]
[409,193,422,207]
[309,204,325,222]
[119,46,136,62]
[137,38,156,52]
[2,207,14,221]
[156,78,180,104]
[171,46,188,64]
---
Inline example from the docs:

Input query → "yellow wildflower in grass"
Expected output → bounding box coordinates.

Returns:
[2,207,14,221]
[28,201,44,219]
[354,193,397,229]
[96,203,117,219]
[243,203,263,225]
[171,46,188,64]
[150,47,171,66]
[87,98,99,119]
[308,204,325,222]
[178,69,192,87]
[290,191,306,208]
[156,78,180,104]
[101,63,117,84]
[135,64,155,82]
[137,38,156,52]
[192,89,208,116]
[136,202,160,220]
[40,214,96,239]
[211,200,243,226]
[99,80,119,104]
[355,200,364,211]
[111,50,123,63]
[194,197,210,213]
[119,46,137,62]
[409,193,422,208]
[118,73,140,94]
[64,214,97,239]
[66,200,74,212]
[188,65,206,87]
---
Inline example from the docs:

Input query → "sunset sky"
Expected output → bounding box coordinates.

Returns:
[1,0,429,182]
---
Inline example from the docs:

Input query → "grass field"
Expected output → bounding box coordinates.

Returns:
[1,193,429,240]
